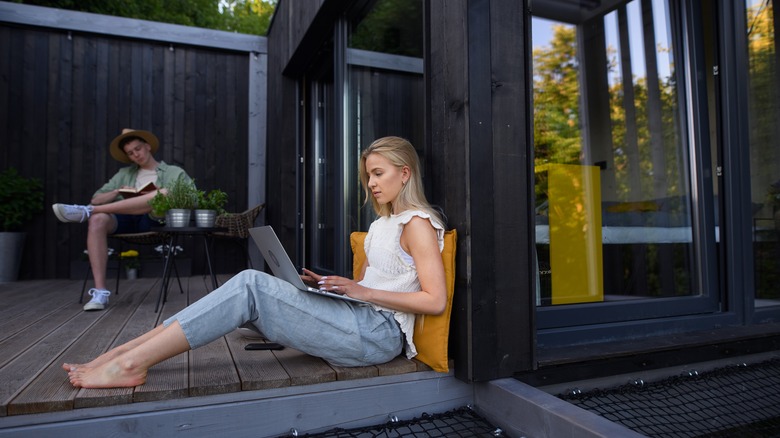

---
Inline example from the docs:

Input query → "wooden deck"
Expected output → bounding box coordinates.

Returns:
[0,277,472,436]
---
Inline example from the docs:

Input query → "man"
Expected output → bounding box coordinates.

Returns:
[53,129,191,311]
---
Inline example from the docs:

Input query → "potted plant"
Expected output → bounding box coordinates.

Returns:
[194,189,228,227]
[149,177,198,227]
[120,249,141,279]
[0,167,44,282]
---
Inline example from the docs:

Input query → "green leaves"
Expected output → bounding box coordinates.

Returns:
[149,177,199,217]
[14,0,277,36]
[196,189,228,214]
[0,168,44,232]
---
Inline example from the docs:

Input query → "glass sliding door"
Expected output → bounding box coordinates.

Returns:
[745,0,780,307]
[531,0,721,333]
[298,0,424,278]
[304,76,337,275]
[345,0,425,234]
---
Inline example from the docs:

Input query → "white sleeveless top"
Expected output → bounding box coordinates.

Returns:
[358,210,444,359]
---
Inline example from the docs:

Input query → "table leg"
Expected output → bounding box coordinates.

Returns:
[155,234,176,313]
[203,235,218,290]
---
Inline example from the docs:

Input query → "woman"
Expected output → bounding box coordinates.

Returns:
[64,136,447,389]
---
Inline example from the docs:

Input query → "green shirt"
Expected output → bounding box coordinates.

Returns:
[93,161,191,200]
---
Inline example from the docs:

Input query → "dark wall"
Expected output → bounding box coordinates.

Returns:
[426,0,535,380]
[265,0,330,258]
[0,23,252,279]
[267,0,536,380]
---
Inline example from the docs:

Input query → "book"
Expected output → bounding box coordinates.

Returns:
[118,181,157,198]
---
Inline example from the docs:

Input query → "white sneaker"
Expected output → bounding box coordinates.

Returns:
[83,288,111,311]
[52,204,93,223]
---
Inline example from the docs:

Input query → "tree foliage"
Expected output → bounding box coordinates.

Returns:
[349,0,423,57]
[11,0,276,35]
[532,25,582,207]
[533,20,683,205]
[746,0,780,205]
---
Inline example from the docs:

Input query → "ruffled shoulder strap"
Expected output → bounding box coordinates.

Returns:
[395,210,445,251]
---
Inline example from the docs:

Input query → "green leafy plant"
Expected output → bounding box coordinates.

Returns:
[196,189,228,214]
[149,177,198,217]
[0,168,44,232]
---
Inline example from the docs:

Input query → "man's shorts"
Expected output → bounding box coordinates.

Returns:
[113,214,156,235]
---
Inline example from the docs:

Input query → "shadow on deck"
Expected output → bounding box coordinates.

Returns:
[0,277,472,436]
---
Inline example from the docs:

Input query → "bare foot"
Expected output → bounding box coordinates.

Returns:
[62,345,131,372]
[67,357,148,388]
[62,362,86,372]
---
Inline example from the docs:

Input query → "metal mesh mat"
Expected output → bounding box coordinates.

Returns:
[282,406,506,438]
[558,358,780,437]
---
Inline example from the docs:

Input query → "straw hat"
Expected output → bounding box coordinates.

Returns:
[109,129,159,163]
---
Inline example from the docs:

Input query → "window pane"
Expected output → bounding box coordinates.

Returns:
[306,79,337,274]
[746,0,780,305]
[346,66,425,230]
[533,0,697,306]
[346,0,424,233]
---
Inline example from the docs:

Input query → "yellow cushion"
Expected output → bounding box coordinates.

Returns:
[350,229,457,373]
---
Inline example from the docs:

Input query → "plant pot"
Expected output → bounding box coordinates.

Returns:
[0,232,26,282]
[194,209,217,228]
[166,209,191,227]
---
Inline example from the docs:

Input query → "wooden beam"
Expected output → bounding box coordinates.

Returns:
[346,48,423,74]
[0,2,267,54]
[428,0,534,382]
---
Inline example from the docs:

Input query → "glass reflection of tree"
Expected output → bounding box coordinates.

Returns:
[533,19,682,205]
[349,0,423,57]
[747,0,780,300]
[747,0,779,215]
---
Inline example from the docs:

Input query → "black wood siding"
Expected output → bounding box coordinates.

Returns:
[268,0,537,380]
[0,24,251,279]
[265,0,328,261]
[427,0,535,380]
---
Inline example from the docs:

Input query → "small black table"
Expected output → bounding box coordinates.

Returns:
[153,226,226,312]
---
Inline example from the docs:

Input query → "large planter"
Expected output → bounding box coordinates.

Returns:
[194,209,217,227]
[166,209,192,227]
[0,232,26,282]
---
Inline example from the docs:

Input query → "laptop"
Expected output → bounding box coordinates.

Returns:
[249,226,369,305]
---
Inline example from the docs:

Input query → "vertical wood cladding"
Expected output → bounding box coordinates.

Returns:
[427,0,535,380]
[0,25,251,279]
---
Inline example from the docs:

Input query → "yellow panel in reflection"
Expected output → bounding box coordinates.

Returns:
[548,164,603,304]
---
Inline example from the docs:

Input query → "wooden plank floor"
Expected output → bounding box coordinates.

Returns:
[0,276,430,418]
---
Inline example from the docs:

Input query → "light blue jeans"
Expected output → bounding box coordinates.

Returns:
[164,269,403,367]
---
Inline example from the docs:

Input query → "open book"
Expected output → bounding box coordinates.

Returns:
[118,181,157,198]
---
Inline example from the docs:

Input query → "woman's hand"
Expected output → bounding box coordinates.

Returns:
[300,268,321,288]
[304,268,370,300]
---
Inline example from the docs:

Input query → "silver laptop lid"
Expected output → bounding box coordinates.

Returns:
[249,226,311,290]
[248,225,369,305]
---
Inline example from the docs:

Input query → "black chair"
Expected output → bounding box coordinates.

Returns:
[213,204,264,269]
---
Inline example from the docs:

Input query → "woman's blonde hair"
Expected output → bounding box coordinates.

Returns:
[359,136,443,225]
